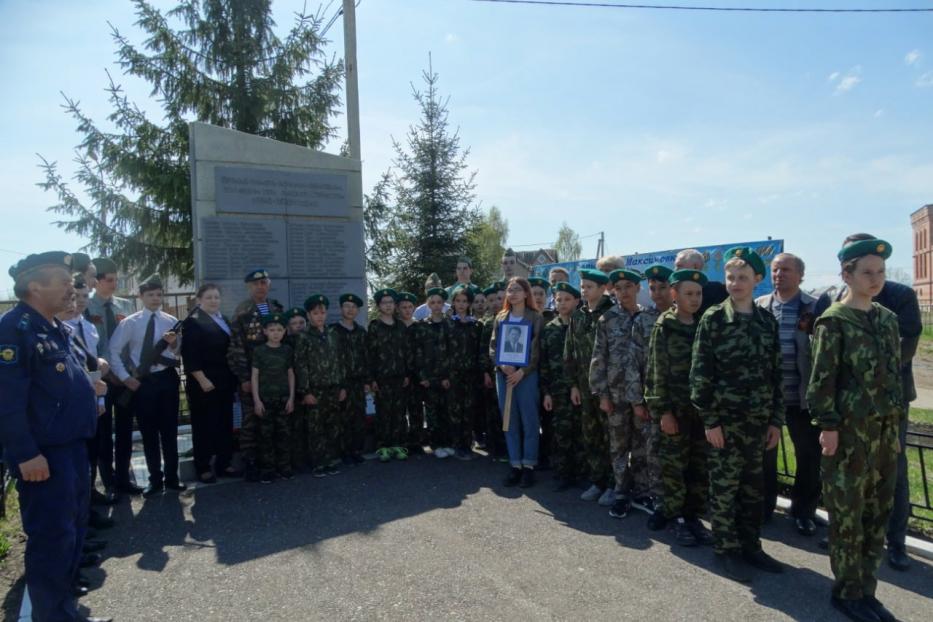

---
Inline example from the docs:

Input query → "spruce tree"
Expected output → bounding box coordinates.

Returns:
[38,0,343,283]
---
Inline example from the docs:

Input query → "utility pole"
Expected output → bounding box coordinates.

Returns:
[343,0,361,160]
[596,231,605,259]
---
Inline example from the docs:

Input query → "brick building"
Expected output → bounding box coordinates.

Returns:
[911,204,933,304]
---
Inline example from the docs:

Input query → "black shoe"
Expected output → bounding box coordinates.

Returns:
[79,553,103,568]
[742,549,784,573]
[519,469,535,488]
[88,511,114,530]
[862,596,899,622]
[143,483,164,498]
[672,518,698,546]
[115,482,144,495]
[244,461,260,483]
[887,547,910,571]
[553,476,576,492]
[608,497,631,519]
[165,481,187,492]
[82,539,106,554]
[91,489,119,506]
[831,596,882,622]
[503,467,522,487]
[685,518,715,546]
[795,517,817,537]
[717,552,752,583]
[646,512,667,531]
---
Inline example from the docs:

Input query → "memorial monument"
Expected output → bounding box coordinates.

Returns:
[189,122,366,322]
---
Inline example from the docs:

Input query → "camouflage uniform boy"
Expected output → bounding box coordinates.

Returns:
[295,295,347,477]
[283,306,309,469]
[250,313,295,482]
[540,282,585,489]
[447,286,482,460]
[367,288,410,459]
[590,269,658,519]
[564,269,615,503]
[415,288,453,454]
[397,292,425,451]
[690,247,784,582]
[331,293,368,462]
[808,239,903,622]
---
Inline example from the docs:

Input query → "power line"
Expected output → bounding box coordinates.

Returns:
[470,0,933,12]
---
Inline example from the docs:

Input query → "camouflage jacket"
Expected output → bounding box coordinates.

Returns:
[448,317,481,374]
[477,315,496,375]
[563,294,614,390]
[294,326,346,392]
[589,304,655,405]
[226,298,284,384]
[331,321,368,383]
[251,343,293,400]
[645,308,698,419]
[402,320,420,380]
[414,317,451,383]
[690,299,784,429]
[367,318,408,380]
[807,302,904,431]
[539,316,573,399]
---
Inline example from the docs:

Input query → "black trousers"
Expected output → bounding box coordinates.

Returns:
[764,405,822,519]
[92,382,136,488]
[133,368,181,485]
[187,378,234,475]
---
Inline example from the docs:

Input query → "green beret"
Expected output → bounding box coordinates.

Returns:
[450,285,474,302]
[73,274,88,289]
[528,277,550,290]
[467,284,482,296]
[553,281,581,298]
[579,269,609,285]
[304,294,329,310]
[8,251,74,280]
[261,312,286,327]
[644,264,673,282]
[397,291,418,305]
[482,286,498,296]
[837,238,892,263]
[244,268,270,283]
[92,257,118,276]
[669,269,708,287]
[71,252,92,274]
[373,288,398,303]
[724,247,766,277]
[609,269,643,285]
[494,280,507,291]
[284,307,306,320]
[138,274,163,293]
[339,293,364,308]
[426,287,448,301]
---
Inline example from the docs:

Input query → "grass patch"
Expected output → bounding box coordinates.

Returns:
[0,484,20,564]
[910,407,933,427]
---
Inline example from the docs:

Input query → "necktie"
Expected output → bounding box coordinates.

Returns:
[78,320,86,343]
[138,312,156,375]
[104,301,117,339]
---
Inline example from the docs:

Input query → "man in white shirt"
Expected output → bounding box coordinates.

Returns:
[109,275,184,498]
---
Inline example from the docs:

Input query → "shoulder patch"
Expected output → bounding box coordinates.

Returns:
[0,345,18,364]
[17,314,30,331]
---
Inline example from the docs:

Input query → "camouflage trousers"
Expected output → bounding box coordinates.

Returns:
[375,377,409,448]
[422,382,450,448]
[238,389,259,462]
[307,386,342,468]
[580,390,612,488]
[659,407,708,520]
[448,371,478,450]
[708,415,768,555]
[289,408,309,470]
[608,402,661,498]
[824,413,898,600]
[342,380,367,456]
[406,384,427,448]
[257,396,291,475]
[550,390,585,480]
[483,384,506,458]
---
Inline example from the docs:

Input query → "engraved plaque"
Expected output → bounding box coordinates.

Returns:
[287,221,365,279]
[215,166,349,217]
[200,217,288,279]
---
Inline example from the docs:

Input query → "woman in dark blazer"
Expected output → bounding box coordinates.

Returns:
[182,284,238,483]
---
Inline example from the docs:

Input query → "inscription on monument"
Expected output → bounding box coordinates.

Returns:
[200,217,288,279]
[215,166,349,217]
[287,222,365,279]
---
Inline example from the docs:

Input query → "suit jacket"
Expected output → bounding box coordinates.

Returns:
[181,310,236,390]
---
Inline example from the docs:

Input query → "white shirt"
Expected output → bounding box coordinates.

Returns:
[109,307,180,381]
[413,302,451,321]
[65,316,100,359]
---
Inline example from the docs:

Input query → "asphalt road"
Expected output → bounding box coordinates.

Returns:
[78,454,933,621]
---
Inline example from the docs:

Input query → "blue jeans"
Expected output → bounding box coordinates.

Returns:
[496,370,540,468]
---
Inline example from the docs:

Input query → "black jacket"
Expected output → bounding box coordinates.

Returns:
[181,310,236,390]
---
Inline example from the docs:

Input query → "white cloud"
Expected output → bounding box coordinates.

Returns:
[445,33,459,44]
[905,49,922,66]
[874,109,884,118]
[832,66,862,94]
[827,72,840,82]
[916,72,933,88]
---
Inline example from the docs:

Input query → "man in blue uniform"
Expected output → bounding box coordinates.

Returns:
[0,251,111,622]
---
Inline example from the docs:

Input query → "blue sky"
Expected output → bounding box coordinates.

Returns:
[1,0,931,297]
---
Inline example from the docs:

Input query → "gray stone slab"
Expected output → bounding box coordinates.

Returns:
[212,279,291,320]
[286,221,365,279]
[214,166,349,217]
[289,278,367,324]
[199,217,288,280]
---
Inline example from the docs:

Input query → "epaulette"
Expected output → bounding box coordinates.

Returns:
[16,313,30,332]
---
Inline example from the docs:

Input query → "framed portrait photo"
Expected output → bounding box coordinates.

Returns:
[496,319,531,367]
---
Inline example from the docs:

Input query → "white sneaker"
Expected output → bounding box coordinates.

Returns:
[435,448,449,459]
[598,488,617,507]
[580,484,603,502]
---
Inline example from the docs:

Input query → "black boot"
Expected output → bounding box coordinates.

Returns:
[503,467,522,487]
[519,468,535,488]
